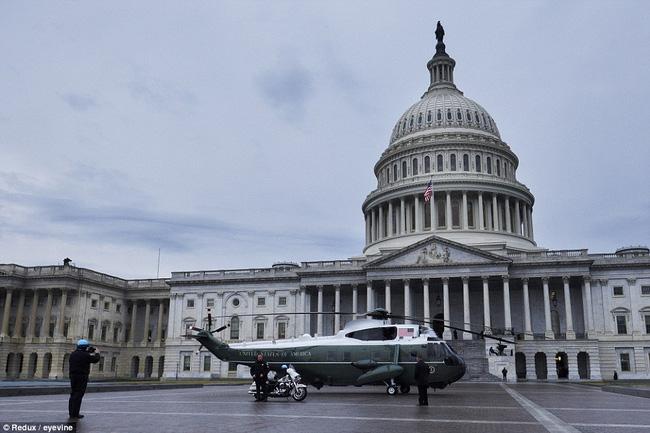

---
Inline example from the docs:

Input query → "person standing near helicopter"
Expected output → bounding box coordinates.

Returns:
[414,353,430,406]
[250,353,270,401]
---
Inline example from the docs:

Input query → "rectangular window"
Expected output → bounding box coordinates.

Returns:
[642,286,650,295]
[206,298,214,307]
[113,327,119,342]
[616,315,628,334]
[613,286,624,296]
[228,362,237,372]
[256,322,265,340]
[91,299,98,309]
[278,297,287,306]
[104,302,110,311]
[98,356,104,372]
[63,321,69,338]
[48,322,55,337]
[186,299,195,308]
[183,355,191,371]
[278,322,286,339]
[101,325,107,341]
[645,315,650,334]
[620,353,631,372]
[203,355,211,372]
[257,297,265,306]
[116,304,121,313]
[110,357,116,372]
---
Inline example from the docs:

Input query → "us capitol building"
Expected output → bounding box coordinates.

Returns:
[1,25,649,382]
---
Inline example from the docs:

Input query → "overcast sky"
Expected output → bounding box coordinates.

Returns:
[1,1,649,279]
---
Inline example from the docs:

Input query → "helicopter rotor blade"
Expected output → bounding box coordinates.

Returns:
[210,324,230,334]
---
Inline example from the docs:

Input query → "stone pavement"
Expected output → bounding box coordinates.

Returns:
[0,382,648,433]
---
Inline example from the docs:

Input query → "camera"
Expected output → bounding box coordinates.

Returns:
[87,346,97,353]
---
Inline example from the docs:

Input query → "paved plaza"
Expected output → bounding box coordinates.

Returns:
[0,382,648,433]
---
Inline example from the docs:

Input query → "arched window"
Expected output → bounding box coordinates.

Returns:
[474,111,480,124]
[482,113,487,126]
[418,113,422,125]
[456,109,462,120]
[450,154,457,171]
[463,154,469,171]
[468,201,475,227]
[424,156,431,173]
[409,115,414,127]
[402,119,406,132]
[230,316,239,340]
[486,156,492,174]
[393,164,398,181]
[496,159,501,177]
[504,163,508,178]
[412,158,418,175]
[436,109,442,121]
[466,109,471,122]
[437,154,443,172]
[446,109,452,121]
[402,161,407,178]
[386,167,390,183]
[427,110,432,122]
[475,155,481,172]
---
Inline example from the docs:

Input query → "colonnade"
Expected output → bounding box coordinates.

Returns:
[305,275,591,341]
[365,191,534,244]
[0,288,73,340]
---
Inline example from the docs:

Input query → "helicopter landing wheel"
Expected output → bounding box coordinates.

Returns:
[399,385,411,394]
[386,385,398,396]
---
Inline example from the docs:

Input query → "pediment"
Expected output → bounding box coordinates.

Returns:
[364,235,511,269]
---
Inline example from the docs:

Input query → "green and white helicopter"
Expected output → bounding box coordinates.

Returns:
[190,308,514,396]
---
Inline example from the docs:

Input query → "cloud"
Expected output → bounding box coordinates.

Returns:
[127,79,198,113]
[257,64,313,118]
[61,93,97,111]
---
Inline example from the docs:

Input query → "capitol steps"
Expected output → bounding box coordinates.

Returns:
[447,340,501,382]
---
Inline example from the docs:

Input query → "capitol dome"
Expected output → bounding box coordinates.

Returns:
[362,23,538,256]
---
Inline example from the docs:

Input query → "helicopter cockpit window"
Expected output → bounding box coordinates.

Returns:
[426,342,447,361]
[346,326,397,341]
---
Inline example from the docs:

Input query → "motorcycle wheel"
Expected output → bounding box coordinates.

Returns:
[292,387,307,401]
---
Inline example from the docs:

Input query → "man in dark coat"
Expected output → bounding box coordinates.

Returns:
[413,353,430,406]
[68,339,100,419]
[250,353,270,401]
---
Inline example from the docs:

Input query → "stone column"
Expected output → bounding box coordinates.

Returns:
[430,192,436,231]
[365,214,370,244]
[423,279,430,324]
[414,195,421,232]
[563,276,575,339]
[478,193,485,230]
[129,301,138,343]
[445,191,452,229]
[56,289,67,338]
[400,198,406,234]
[156,300,164,343]
[334,285,341,332]
[461,191,468,229]
[1,289,13,337]
[523,204,529,237]
[462,277,471,339]
[403,279,411,323]
[299,287,306,335]
[41,290,53,338]
[528,207,534,240]
[542,278,554,339]
[503,276,512,334]
[13,290,26,338]
[481,277,491,335]
[317,286,323,336]
[522,278,533,340]
[143,300,151,344]
[492,194,499,231]
[378,205,384,239]
[352,284,358,318]
[515,200,521,235]
[366,281,373,312]
[442,278,451,340]
[371,208,377,242]
[26,290,39,339]
[583,276,593,338]
[505,197,512,233]
[387,201,393,237]
[384,280,391,312]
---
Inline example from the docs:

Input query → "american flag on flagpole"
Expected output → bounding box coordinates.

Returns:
[423,180,433,203]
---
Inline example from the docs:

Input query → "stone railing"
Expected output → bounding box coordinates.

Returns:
[171,267,298,280]
[507,249,588,259]
[300,259,366,269]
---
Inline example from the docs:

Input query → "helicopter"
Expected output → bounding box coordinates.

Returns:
[189,308,515,395]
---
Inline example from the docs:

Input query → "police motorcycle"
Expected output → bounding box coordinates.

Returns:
[248,364,308,401]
